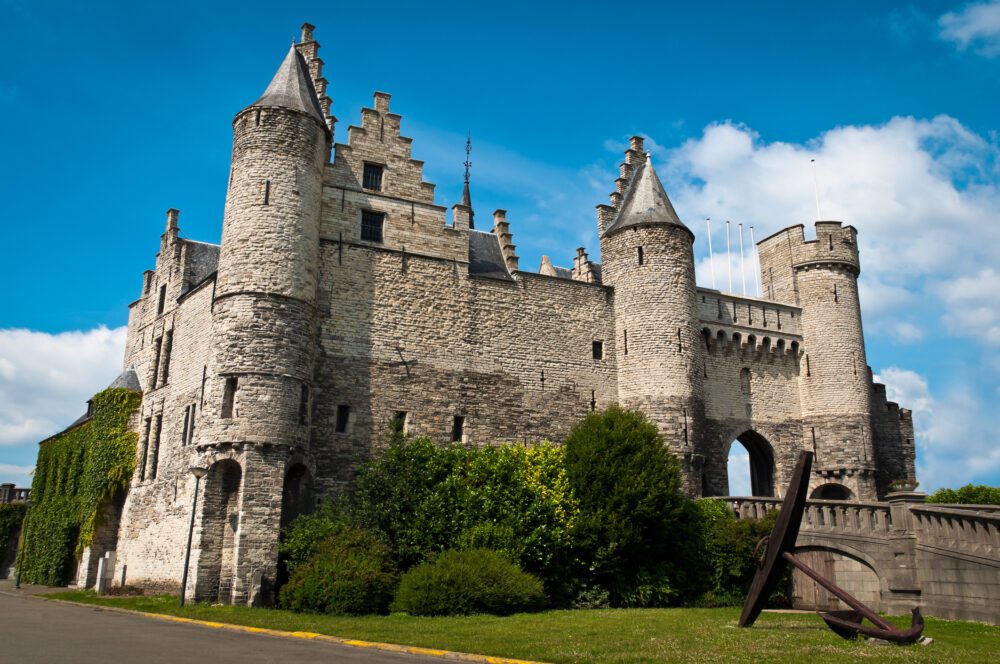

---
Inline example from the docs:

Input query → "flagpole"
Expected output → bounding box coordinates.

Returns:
[706,218,717,289]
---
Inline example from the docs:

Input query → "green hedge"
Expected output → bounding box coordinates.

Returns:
[0,503,27,558]
[20,388,140,585]
[392,548,546,616]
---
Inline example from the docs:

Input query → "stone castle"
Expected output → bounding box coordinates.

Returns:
[83,24,916,604]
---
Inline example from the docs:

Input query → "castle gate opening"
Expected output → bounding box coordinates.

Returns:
[728,430,776,497]
[196,459,242,604]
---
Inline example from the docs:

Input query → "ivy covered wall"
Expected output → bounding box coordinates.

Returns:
[19,387,141,585]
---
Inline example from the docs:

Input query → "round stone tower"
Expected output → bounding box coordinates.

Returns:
[205,44,330,451]
[757,221,876,499]
[191,44,330,605]
[599,151,706,493]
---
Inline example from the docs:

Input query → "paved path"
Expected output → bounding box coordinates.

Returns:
[0,591,445,664]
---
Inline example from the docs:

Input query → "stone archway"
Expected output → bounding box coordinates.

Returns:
[791,545,882,611]
[196,459,242,604]
[810,483,853,500]
[727,430,776,497]
[280,463,314,530]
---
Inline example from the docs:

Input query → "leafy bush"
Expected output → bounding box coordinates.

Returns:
[392,548,546,616]
[692,499,788,607]
[279,501,352,577]
[279,526,397,615]
[927,484,1000,505]
[351,437,578,594]
[563,407,701,607]
[0,503,26,550]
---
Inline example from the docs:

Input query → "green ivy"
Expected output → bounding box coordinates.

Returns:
[0,503,27,552]
[19,388,140,585]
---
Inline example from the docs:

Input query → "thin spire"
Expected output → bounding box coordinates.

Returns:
[251,44,325,124]
[461,133,474,229]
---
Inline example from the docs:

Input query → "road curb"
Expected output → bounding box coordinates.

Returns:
[41,596,546,664]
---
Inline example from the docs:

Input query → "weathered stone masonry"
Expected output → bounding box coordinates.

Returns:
[86,24,917,604]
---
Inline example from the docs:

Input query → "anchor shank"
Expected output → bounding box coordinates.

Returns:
[781,551,894,631]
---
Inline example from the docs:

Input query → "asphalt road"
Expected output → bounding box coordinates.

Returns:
[0,591,447,664]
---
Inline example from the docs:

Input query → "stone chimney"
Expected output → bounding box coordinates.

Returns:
[452,204,472,231]
[572,247,596,283]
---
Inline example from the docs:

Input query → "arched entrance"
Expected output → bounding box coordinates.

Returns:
[810,483,853,500]
[197,459,242,603]
[727,430,776,497]
[280,463,314,530]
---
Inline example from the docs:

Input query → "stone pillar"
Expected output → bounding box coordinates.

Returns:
[882,490,926,614]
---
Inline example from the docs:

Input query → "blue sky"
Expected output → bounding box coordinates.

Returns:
[1,0,998,493]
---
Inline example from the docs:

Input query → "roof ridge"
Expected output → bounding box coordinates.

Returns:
[602,153,689,237]
[250,44,326,124]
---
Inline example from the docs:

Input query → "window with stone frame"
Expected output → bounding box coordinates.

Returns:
[157,284,167,314]
[592,340,604,360]
[451,415,465,443]
[299,384,310,425]
[361,211,385,243]
[221,376,238,419]
[335,404,351,433]
[362,163,384,191]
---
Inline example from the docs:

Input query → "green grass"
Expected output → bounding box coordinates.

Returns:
[48,591,999,663]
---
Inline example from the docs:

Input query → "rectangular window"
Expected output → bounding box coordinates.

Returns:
[139,417,152,481]
[160,331,173,386]
[181,404,196,446]
[361,211,385,243]
[149,414,163,480]
[362,163,384,191]
[451,415,465,443]
[624,330,629,355]
[390,410,408,436]
[592,340,604,360]
[151,337,163,390]
[221,376,238,419]
[187,404,196,444]
[157,284,167,314]
[335,405,351,433]
[299,384,310,425]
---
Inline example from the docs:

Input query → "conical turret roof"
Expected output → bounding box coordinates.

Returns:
[603,153,690,237]
[250,44,325,124]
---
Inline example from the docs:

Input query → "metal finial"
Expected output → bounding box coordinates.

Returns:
[464,133,472,185]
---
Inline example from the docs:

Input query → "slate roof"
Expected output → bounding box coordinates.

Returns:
[182,240,220,294]
[603,153,690,237]
[468,230,514,281]
[250,44,325,124]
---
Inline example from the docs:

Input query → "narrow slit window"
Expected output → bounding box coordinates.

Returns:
[677,327,683,352]
[624,330,629,355]
[221,376,238,419]
[592,340,604,360]
[299,384,310,425]
[149,414,163,480]
[637,246,644,265]
[451,415,465,443]
[362,163,384,191]
[157,284,167,314]
[335,404,351,433]
[264,180,271,205]
[151,337,163,389]
[391,410,408,436]
[181,406,190,446]
[139,417,152,481]
[834,283,839,303]
[361,211,385,243]
[160,331,173,386]
[805,354,811,376]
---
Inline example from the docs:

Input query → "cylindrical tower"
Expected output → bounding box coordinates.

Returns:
[203,44,330,450]
[758,221,876,499]
[600,151,705,493]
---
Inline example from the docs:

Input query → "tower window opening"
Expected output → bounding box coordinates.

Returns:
[160,331,173,386]
[264,180,271,205]
[592,340,604,360]
[637,246,644,265]
[740,367,752,396]
[361,210,385,243]
[363,163,384,191]
[390,410,408,436]
[335,404,351,433]
[183,404,196,446]
[221,376,238,419]
[834,283,839,303]
[677,327,682,352]
[181,405,190,446]
[828,234,834,250]
[139,417,152,481]
[299,384,310,425]
[805,354,811,376]
[451,415,465,443]
[157,284,167,314]
[255,108,261,125]
[624,330,628,355]
[149,414,163,480]
[151,337,163,389]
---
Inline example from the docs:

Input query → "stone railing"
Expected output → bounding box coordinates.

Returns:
[910,503,1000,560]
[0,484,30,504]
[720,496,892,537]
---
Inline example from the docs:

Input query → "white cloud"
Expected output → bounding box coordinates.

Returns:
[0,463,34,487]
[939,1,1000,56]
[727,445,752,496]
[653,116,1000,354]
[0,326,127,445]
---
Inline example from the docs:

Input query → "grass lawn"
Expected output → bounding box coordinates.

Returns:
[48,591,998,663]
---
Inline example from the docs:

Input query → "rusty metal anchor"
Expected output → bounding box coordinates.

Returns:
[738,450,925,644]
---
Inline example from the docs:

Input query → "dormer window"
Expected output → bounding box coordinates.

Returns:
[363,163,384,191]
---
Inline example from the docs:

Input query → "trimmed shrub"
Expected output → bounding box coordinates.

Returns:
[392,548,546,616]
[927,484,1000,505]
[563,406,701,606]
[279,526,397,615]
